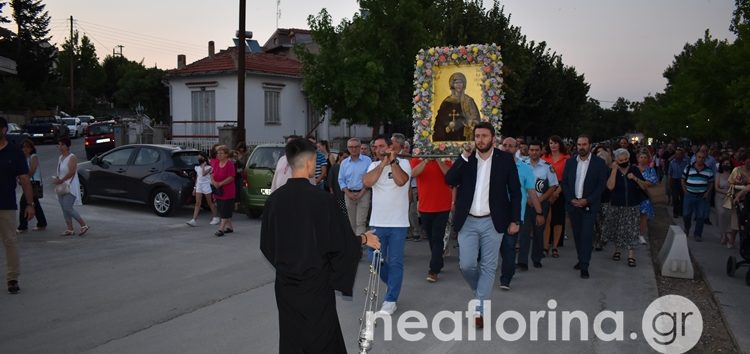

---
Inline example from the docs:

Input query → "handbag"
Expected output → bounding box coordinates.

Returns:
[31,180,43,199]
[722,186,735,210]
[55,182,70,196]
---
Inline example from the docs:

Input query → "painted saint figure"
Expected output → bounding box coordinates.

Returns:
[433,72,480,142]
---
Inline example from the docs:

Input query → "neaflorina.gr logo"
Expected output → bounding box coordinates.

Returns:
[641,295,703,353]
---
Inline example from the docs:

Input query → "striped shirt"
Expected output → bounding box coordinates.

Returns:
[682,163,714,194]
[314,151,326,180]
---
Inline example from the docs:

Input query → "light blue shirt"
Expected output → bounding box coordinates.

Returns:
[338,154,372,191]
[516,160,536,219]
[527,158,559,197]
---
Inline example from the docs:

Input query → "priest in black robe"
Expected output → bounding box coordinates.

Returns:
[261,138,380,354]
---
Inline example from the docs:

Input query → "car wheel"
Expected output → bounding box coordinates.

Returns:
[151,188,176,217]
[79,178,90,204]
[247,209,262,218]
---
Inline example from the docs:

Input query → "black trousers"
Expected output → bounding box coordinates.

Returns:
[18,194,47,230]
[670,178,683,217]
[421,211,450,274]
[519,202,549,265]
[567,206,596,271]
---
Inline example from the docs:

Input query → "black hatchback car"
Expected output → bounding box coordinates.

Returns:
[77,144,200,217]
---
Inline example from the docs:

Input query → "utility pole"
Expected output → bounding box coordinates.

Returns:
[276,0,281,29]
[237,0,246,143]
[69,15,75,111]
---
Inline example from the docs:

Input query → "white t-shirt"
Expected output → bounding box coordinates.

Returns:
[368,158,412,227]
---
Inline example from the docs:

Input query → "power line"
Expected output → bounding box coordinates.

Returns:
[73,24,205,54]
[74,19,206,50]
[74,22,111,53]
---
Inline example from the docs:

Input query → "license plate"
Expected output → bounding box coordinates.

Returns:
[96,138,110,143]
[260,188,271,196]
[33,134,43,137]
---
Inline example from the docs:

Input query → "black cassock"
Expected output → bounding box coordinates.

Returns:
[260,178,361,354]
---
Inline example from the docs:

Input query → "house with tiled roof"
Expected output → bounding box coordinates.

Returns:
[164,29,370,147]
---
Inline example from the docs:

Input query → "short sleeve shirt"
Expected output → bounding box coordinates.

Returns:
[516,160,536,218]
[0,143,28,210]
[528,159,559,197]
[410,158,453,213]
[368,158,412,227]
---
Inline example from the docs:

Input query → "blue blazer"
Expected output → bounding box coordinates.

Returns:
[561,154,608,212]
[445,148,522,233]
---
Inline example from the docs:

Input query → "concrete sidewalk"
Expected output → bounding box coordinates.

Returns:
[667,205,750,353]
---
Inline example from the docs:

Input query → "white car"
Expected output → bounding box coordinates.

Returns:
[77,115,94,131]
[63,117,84,138]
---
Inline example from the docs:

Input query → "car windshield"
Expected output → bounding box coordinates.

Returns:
[172,151,201,167]
[247,147,284,169]
[77,116,92,123]
[63,118,76,125]
[88,124,114,135]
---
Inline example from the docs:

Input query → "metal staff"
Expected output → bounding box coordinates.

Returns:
[358,249,382,353]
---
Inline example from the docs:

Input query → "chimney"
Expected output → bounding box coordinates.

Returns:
[208,41,215,58]
[177,54,186,69]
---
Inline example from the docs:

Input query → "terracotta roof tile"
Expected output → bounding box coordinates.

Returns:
[168,48,301,77]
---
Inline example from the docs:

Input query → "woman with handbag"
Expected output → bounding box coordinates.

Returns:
[715,158,734,247]
[53,137,88,236]
[210,145,235,237]
[17,139,47,233]
[636,150,658,245]
[607,149,649,267]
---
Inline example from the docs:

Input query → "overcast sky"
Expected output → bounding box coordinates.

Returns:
[32,0,736,105]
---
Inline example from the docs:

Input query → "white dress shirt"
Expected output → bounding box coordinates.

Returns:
[469,149,493,216]
[575,153,591,199]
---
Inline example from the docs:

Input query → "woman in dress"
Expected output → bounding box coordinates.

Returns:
[17,139,47,233]
[727,156,750,248]
[715,158,733,247]
[53,137,88,236]
[542,135,569,257]
[210,145,236,237]
[607,148,649,267]
[636,150,658,245]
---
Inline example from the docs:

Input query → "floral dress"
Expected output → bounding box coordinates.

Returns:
[639,166,658,219]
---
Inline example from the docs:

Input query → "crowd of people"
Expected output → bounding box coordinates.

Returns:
[262,124,750,346]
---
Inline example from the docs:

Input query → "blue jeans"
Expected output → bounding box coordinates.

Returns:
[367,227,406,302]
[499,233,517,286]
[420,211,449,274]
[458,216,503,313]
[683,192,709,238]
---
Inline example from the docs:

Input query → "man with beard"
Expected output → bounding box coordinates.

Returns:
[562,135,608,279]
[445,122,521,328]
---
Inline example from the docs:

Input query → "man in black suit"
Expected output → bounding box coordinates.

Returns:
[562,134,607,279]
[445,122,522,328]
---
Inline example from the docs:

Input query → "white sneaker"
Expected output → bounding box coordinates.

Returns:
[209,217,220,225]
[378,301,397,315]
[638,236,647,245]
[186,219,197,227]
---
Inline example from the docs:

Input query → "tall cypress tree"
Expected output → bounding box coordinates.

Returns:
[10,0,56,96]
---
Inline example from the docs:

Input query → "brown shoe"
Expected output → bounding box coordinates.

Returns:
[426,272,438,283]
[474,316,484,329]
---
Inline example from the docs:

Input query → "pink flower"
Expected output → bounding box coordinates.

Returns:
[467,55,473,62]
[414,95,421,102]
[413,148,421,156]
[425,69,432,76]
[438,143,446,151]
[421,119,429,126]
[439,55,446,62]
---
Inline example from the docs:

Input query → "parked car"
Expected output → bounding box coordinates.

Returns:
[76,115,94,130]
[84,120,116,160]
[25,116,70,143]
[63,117,84,138]
[7,122,30,147]
[77,144,200,217]
[239,143,285,218]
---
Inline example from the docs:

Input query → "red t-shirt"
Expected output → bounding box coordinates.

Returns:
[210,159,236,200]
[542,153,569,182]
[410,158,453,213]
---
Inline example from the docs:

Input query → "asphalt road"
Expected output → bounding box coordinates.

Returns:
[1,139,661,353]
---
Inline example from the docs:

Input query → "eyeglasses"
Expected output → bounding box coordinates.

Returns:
[347,145,360,149]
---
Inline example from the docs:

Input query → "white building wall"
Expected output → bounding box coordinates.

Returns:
[168,73,374,145]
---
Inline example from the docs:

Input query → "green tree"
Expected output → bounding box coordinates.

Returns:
[57,31,105,113]
[114,65,168,122]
